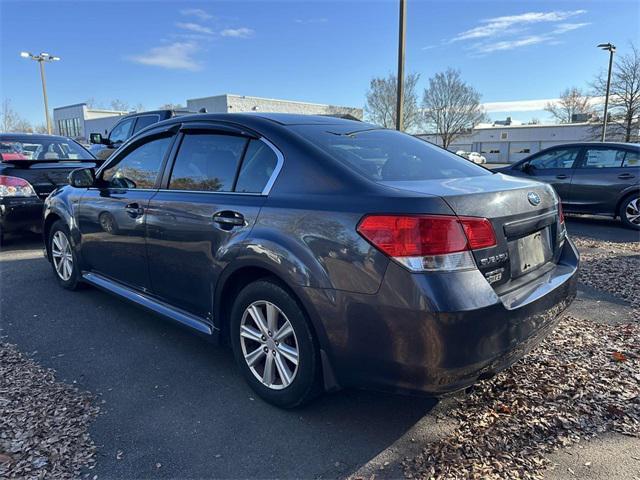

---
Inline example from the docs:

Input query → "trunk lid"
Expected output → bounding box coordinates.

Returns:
[380,173,564,289]
[0,160,101,199]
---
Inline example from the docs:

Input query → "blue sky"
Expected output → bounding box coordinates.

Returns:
[1,0,638,126]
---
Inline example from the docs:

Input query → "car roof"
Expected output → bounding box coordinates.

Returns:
[158,112,369,127]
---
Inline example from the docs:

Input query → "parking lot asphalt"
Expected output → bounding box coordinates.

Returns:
[0,216,637,479]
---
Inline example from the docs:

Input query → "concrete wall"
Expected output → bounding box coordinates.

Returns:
[187,94,363,119]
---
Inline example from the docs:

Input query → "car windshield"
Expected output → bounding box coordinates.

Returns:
[0,136,93,161]
[292,125,490,181]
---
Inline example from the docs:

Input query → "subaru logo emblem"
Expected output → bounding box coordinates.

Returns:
[527,192,541,206]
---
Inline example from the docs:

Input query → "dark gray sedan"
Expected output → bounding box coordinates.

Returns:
[496,142,640,229]
[43,114,578,407]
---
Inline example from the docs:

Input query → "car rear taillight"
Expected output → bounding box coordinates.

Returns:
[558,202,565,224]
[0,175,37,198]
[357,214,497,272]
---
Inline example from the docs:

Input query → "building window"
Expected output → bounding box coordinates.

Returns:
[500,132,508,140]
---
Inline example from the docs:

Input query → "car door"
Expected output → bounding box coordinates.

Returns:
[517,146,581,203]
[76,126,177,290]
[145,123,281,318]
[570,146,640,215]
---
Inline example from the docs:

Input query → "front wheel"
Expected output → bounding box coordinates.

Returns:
[49,221,82,289]
[230,279,321,408]
[619,193,640,230]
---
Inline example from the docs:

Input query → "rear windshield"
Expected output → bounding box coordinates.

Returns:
[0,137,93,161]
[292,125,490,181]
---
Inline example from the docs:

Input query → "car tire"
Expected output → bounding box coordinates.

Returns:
[230,279,321,408]
[619,193,640,230]
[48,220,83,290]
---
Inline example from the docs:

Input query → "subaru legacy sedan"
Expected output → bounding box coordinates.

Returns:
[43,114,578,408]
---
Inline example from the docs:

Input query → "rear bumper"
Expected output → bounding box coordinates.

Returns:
[0,197,44,234]
[308,238,579,395]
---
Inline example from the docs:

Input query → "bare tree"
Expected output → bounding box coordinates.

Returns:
[364,73,422,132]
[591,43,640,142]
[544,87,592,123]
[159,103,185,110]
[422,69,486,149]
[1,99,33,133]
[110,99,130,112]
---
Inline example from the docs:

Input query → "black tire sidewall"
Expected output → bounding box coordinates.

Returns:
[49,221,82,290]
[620,194,640,230]
[230,279,320,408]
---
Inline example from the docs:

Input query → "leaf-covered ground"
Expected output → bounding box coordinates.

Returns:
[0,342,99,479]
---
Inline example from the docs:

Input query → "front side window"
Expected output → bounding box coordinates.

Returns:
[580,148,626,168]
[133,115,161,134]
[292,125,489,181]
[169,133,247,192]
[529,148,579,169]
[102,136,172,189]
[109,118,135,144]
[235,140,278,193]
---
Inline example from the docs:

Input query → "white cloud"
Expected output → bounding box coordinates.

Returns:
[452,10,587,42]
[176,22,214,35]
[128,42,201,71]
[473,35,550,53]
[552,22,591,34]
[294,18,328,24]
[220,27,254,38]
[180,8,213,21]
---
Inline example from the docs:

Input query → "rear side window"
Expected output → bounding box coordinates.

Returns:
[235,140,278,193]
[133,115,161,134]
[622,150,640,167]
[580,148,626,168]
[169,133,248,192]
[291,126,489,181]
[102,136,172,189]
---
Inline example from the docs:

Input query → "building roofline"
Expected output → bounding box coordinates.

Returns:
[187,93,361,110]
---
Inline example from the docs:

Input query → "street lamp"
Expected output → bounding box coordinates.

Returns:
[395,0,406,131]
[20,51,60,134]
[597,43,616,142]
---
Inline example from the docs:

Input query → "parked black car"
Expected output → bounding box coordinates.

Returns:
[495,142,640,229]
[89,109,194,160]
[0,133,99,243]
[44,114,578,407]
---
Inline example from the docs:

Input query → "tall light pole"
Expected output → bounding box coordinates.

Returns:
[20,51,60,134]
[597,43,616,142]
[395,0,406,131]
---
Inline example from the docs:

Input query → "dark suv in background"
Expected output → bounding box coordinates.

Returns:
[496,142,640,229]
[89,109,194,160]
[44,113,578,408]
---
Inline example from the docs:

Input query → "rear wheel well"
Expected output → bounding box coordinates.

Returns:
[43,213,62,258]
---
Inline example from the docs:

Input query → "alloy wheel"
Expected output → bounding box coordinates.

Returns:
[625,197,640,226]
[240,300,299,390]
[51,230,73,281]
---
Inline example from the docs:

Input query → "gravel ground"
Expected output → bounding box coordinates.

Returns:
[0,342,99,479]
[571,236,640,310]
[403,315,640,480]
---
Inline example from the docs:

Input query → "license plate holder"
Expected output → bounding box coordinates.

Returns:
[508,227,552,278]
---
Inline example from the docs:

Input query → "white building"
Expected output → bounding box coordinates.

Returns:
[186,94,362,119]
[53,104,128,140]
[53,94,362,142]
[419,122,600,163]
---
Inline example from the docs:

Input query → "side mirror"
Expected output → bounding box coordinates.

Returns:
[90,133,103,144]
[69,168,96,188]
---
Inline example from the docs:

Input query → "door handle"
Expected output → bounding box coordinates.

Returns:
[618,173,635,179]
[213,211,245,229]
[555,174,568,179]
[124,202,144,217]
